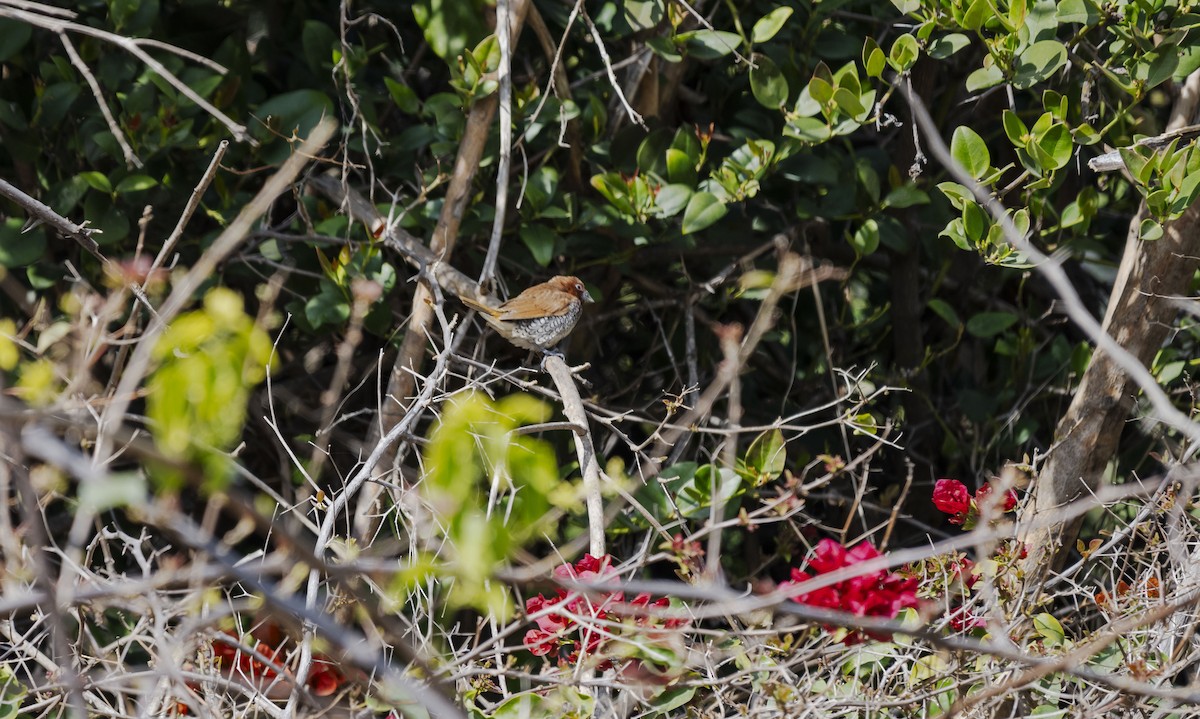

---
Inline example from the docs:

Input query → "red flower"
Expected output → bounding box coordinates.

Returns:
[308,658,344,697]
[934,479,1020,528]
[947,606,986,632]
[781,539,920,644]
[932,479,971,522]
[952,557,979,590]
[524,629,558,656]
[975,483,1018,511]
[523,554,688,666]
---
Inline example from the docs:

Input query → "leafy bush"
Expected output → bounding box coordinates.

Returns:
[3,0,1200,716]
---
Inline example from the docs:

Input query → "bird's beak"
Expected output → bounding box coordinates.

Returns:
[582,289,595,303]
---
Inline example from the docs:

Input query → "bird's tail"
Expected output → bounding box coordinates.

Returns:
[460,294,502,318]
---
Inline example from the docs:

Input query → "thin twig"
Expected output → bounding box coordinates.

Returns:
[478,0,514,290]
[59,32,140,168]
[580,7,645,128]
[543,355,605,557]
[149,140,229,277]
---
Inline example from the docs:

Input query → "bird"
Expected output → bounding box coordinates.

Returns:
[460,275,594,354]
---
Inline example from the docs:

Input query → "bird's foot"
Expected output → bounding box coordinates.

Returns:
[538,349,566,372]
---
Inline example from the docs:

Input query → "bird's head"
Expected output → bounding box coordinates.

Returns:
[550,275,594,303]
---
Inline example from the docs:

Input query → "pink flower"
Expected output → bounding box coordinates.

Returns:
[932,479,972,522]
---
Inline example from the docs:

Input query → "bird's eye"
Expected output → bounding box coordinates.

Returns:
[575,283,584,291]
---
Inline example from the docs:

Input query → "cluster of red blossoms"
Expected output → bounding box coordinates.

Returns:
[209,630,345,697]
[177,630,344,713]
[780,539,920,644]
[932,478,1018,528]
[524,554,686,666]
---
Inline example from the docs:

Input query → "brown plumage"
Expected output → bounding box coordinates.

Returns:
[461,275,594,352]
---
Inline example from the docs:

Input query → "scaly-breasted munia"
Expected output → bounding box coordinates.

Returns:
[461,275,594,353]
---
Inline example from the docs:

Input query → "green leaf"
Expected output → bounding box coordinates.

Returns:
[384,78,420,114]
[752,7,794,44]
[78,171,113,194]
[850,218,880,254]
[1119,148,1149,183]
[1175,44,1200,82]
[865,46,886,79]
[857,160,880,203]
[0,217,46,268]
[965,63,1005,91]
[928,33,970,59]
[962,201,986,240]
[256,89,335,149]
[1033,612,1066,649]
[37,83,80,127]
[115,175,158,194]
[1138,50,1180,90]
[471,34,501,74]
[750,55,789,108]
[888,33,919,72]
[523,166,559,214]
[808,76,833,106]
[83,194,129,246]
[624,0,665,31]
[637,128,673,176]
[148,289,271,490]
[961,0,992,30]
[655,183,692,217]
[966,311,1018,338]
[673,465,742,519]
[937,181,975,210]
[649,686,696,714]
[646,35,683,62]
[883,184,929,209]
[681,191,727,234]
[305,281,351,328]
[666,148,697,185]
[1139,218,1164,241]
[1037,125,1073,170]
[411,0,488,61]
[928,298,961,327]
[1056,0,1098,24]
[301,20,337,73]
[678,30,742,59]
[785,116,832,143]
[951,126,991,179]
[590,173,634,215]
[0,18,31,63]
[492,689,593,719]
[1177,171,1200,210]
[939,217,971,250]
[1072,123,1101,145]
[1002,110,1029,146]
[737,428,786,485]
[518,224,556,266]
[1013,40,1068,89]
[832,87,865,119]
